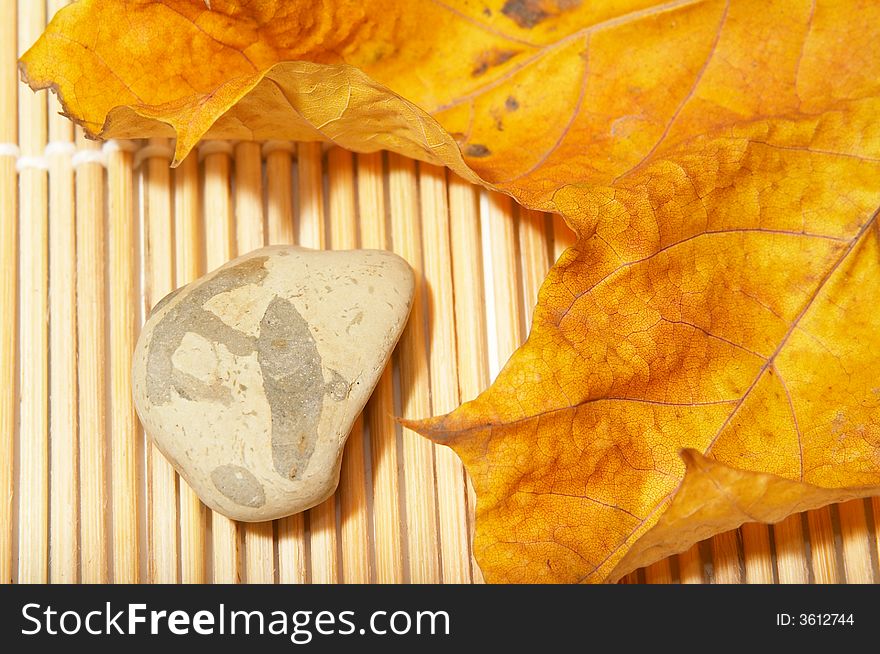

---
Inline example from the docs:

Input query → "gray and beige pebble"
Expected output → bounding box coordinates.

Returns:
[132,245,414,521]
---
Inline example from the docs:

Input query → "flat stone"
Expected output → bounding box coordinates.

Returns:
[132,245,414,521]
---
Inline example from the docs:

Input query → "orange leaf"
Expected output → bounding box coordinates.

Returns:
[416,0,880,580]
[22,1,880,582]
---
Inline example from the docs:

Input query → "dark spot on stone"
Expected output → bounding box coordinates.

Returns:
[257,296,349,481]
[146,253,350,484]
[150,286,185,318]
[505,96,520,111]
[326,369,350,401]
[257,295,326,480]
[145,257,269,406]
[346,310,364,334]
[465,144,491,157]
[211,464,265,508]
[472,48,518,77]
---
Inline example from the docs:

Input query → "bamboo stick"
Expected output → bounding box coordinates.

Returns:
[419,163,471,584]
[75,136,109,583]
[297,142,325,250]
[202,145,240,583]
[517,207,551,329]
[806,507,841,583]
[234,141,265,249]
[265,144,295,245]
[710,530,743,583]
[297,142,339,584]
[277,515,307,583]
[16,0,49,584]
[357,151,403,584]
[234,141,275,585]
[108,145,139,582]
[143,137,179,583]
[774,514,809,583]
[837,500,873,583]
[621,571,642,584]
[387,152,440,583]
[0,0,17,586]
[871,498,880,580]
[266,143,307,585]
[173,152,206,584]
[678,544,705,583]
[644,559,674,584]
[446,174,488,584]
[47,74,77,584]
[327,147,371,584]
[741,523,775,583]
[486,193,524,366]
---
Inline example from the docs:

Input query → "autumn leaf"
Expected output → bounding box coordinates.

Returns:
[21,0,880,583]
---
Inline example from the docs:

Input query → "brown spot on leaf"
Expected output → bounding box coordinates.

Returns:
[465,144,491,157]
[490,107,505,131]
[472,48,519,77]
[502,0,581,28]
[505,96,520,111]
[502,0,549,28]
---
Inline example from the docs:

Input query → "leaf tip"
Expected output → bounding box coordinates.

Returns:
[400,414,452,444]
[170,140,192,168]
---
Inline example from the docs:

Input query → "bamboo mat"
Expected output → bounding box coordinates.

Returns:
[2,1,879,585]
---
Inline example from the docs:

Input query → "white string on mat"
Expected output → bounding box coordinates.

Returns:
[132,141,174,168]
[43,141,77,158]
[2,138,304,170]
[16,155,49,173]
[261,140,295,158]
[0,139,143,171]
[197,139,235,161]
[18,140,77,172]
[0,143,20,158]
[72,148,109,168]
[103,140,140,154]
[76,139,142,168]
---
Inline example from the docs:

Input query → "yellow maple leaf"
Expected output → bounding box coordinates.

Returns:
[21,0,880,582]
